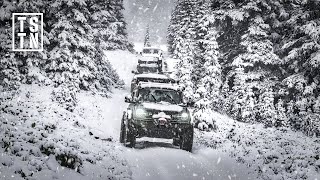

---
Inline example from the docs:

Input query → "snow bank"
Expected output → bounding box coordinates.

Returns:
[196,112,320,180]
[104,50,138,87]
[0,84,132,180]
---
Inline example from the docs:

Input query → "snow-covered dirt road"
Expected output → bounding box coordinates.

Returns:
[104,50,255,180]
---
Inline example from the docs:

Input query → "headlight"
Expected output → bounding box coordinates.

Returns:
[180,112,189,120]
[135,108,147,119]
[127,109,132,119]
[174,112,190,121]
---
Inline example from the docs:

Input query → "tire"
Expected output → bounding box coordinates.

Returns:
[180,126,194,152]
[119,112,126,143]
[120,112,136,148]
[158,60,163,73]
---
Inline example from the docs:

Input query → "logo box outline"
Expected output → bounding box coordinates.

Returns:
[12,13,44,52]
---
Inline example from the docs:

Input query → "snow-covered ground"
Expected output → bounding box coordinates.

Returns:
[0,84,132,180]
[197,112,320,180]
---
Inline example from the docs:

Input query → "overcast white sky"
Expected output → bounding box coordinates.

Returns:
[123,0,176,45]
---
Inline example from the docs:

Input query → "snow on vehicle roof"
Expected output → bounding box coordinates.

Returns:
[138,64,158,68]
[139,56,159,61]
[133,73,170,80]
[142,47,161,50]
[138,82,180,90]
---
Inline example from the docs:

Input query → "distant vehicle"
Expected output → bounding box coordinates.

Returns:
[120,82,193,152]
[141,47,163,60]
[136,57,162,73]
[130,73,176,92]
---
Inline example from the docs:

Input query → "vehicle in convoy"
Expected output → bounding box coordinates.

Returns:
[120,82,193,152]
[136,56,162,73]
[130,73,176,92]
[141,47,163,60]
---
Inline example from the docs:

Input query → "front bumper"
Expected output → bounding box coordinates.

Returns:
[129,119,192,139]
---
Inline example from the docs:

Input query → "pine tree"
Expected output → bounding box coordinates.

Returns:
[257,88,277,127]
[46,0,96,91]
[0,1,20,90]
[193,11,222,129]
[275,0,320,135]
[167,0,203,58]
[0,0,49,90]
[89,0,133,51]
[144,25,151,47]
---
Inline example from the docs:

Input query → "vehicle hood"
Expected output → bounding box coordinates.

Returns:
[141,102,184,113]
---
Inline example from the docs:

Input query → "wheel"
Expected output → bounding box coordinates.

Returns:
[120,112,136,148]
[125,125,136,148]
[180,126,194,152]
[119,112,126,143]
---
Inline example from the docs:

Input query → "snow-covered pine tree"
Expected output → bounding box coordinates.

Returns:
[47,0,96,91]
[144,25,151,47]
[88,0,125,93]
[0,1,20,90]
[274,0,320,135]
[167,0,201,58]
[256,88,277,127]
[275,98,289,127]
[229,14,280,124]
[169,0,320,136]
[168,0,184,54]
[174,34,195,103]
[0,0,50,90]
[193,8,222,130]
[89,0,133,51]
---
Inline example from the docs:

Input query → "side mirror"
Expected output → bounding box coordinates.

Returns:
[131,70,138,74]
[125,95,133,103]
[186,101,195,107]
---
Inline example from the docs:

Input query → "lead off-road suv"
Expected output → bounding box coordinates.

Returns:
[120,82,193,152]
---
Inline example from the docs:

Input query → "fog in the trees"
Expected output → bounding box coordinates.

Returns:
[124,0,176,44]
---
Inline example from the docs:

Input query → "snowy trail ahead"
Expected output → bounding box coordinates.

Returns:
[104,50,254,180]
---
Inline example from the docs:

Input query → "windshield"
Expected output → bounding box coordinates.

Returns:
[137,78,170,84]
[137,88,182,104]
[143,49,152,54]
[142,49,160,54]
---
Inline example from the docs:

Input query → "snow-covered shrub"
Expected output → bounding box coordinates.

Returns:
[0,53,22,91]
[55,152,82,172]
[51,83,78,112]
[194,107,217,131]
[256,89,277,127]
[274,99,289,127]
